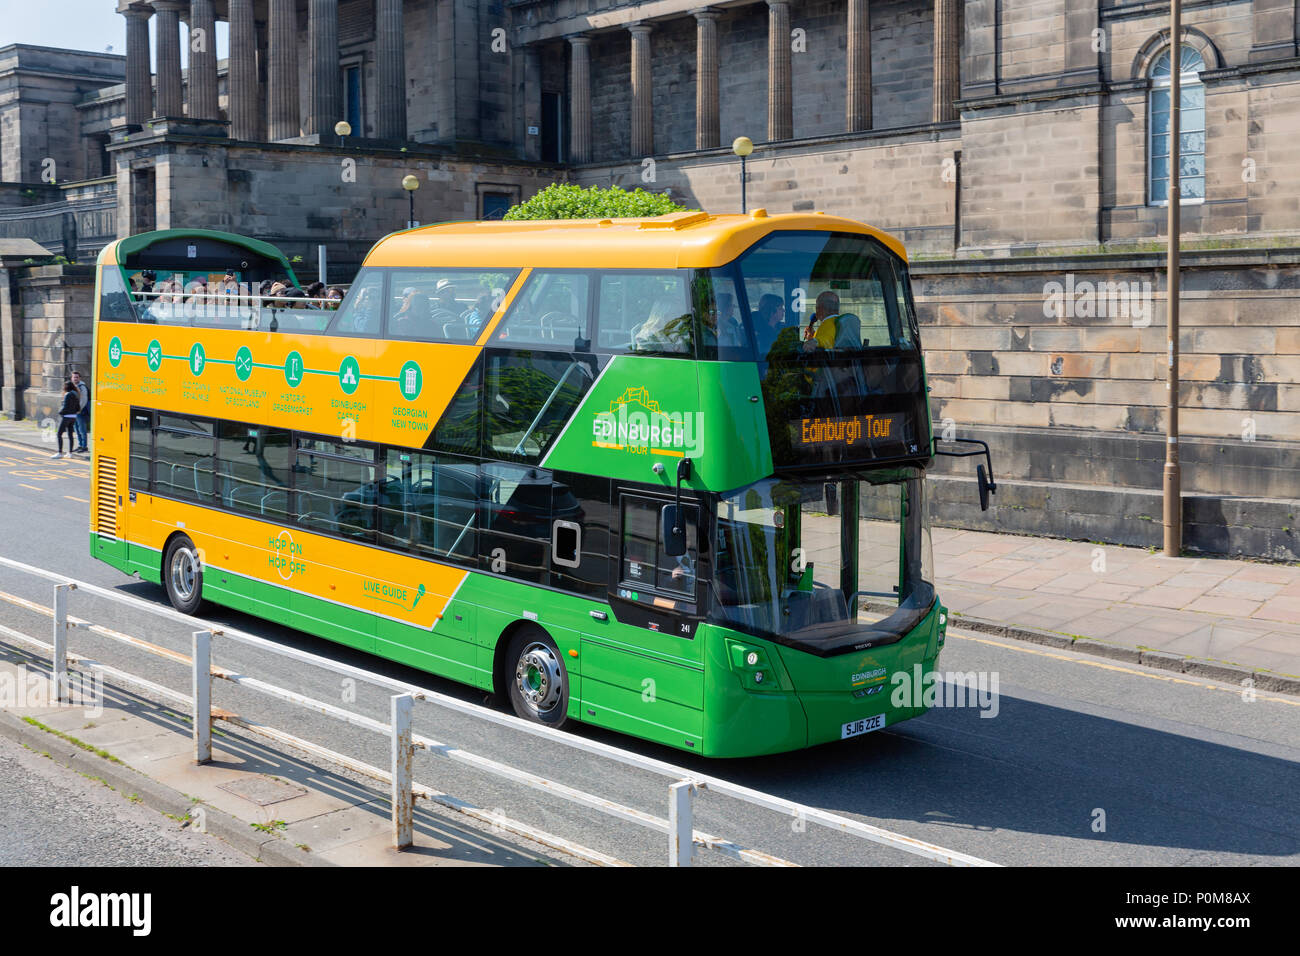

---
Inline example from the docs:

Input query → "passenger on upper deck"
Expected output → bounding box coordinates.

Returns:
[701,291,746,353]
[753,293,788,359]
[347,286,380,331]
[462,292,493,333]
[393,287,432,337]
[431,279,460,322]
[635,298,693,354]
[804,291,841,351]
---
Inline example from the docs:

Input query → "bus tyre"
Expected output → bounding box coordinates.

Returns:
[163,534,204,615]
[506,627,568,729]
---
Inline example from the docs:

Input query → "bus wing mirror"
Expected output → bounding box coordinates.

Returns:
[661,505,687,557]
[934,437,997,513]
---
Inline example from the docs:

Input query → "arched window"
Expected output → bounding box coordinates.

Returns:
[1149,44,1206,204]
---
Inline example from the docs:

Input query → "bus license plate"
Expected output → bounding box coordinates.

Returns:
[841,714,886,739]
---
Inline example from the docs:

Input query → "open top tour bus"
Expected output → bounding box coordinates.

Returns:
[88,211,993,757]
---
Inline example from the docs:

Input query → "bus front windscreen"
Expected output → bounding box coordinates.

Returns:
[710,469,935,655]
[727,231,931,468]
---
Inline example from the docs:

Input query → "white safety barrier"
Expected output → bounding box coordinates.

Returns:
[0,555,998,867]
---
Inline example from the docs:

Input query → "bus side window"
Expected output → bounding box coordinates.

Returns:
[482,350,596,463]
[619,495,698,601]
[492,271,590,349]
[216,422,292,518]
[478,462,551,585]
[294,437,378,541]
[377,448,477,563]
[153,414,215,502]
[328,270,384,337]
[548,472,610,597]
[129,409,154,489]
[100,266,140,323]
[595,272,693,356]
[695,268,753,361]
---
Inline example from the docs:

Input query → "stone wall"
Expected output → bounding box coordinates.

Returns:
[0,264,94,422]
[914,251,1300,560]
[0,45,124,184]
[572,127,960,255]
[111,134,561,277]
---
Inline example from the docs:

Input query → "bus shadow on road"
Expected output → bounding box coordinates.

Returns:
[686,691,1300,865]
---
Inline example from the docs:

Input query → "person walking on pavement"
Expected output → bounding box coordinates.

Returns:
[52,381,79,459]
[70,369,90,454]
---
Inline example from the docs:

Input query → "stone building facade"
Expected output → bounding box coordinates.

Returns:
[0,0,1297,557]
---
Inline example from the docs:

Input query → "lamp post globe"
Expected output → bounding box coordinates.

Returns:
[334,120,351,147]
[732,137,754,213]
[402,174,420,228]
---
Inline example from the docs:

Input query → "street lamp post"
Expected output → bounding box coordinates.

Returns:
[334,120,351,149]
[402,174,420,229]
[732,136,754,213]
[1164,0,1182,557]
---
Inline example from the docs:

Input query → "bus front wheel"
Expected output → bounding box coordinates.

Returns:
[505,627,568,729]
[163,534,204,615]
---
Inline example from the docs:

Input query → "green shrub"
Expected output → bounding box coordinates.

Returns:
[503,182,695,221]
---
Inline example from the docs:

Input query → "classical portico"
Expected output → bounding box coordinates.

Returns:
[517,0,962,161]
[117,0,407,142]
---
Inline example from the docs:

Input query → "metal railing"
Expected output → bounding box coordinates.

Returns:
[0,554,997,867]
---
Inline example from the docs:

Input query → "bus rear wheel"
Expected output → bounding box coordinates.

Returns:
[163,534,204,615]
[505,627,568,729]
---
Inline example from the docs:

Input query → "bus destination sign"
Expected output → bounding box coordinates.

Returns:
[798,413,904,449]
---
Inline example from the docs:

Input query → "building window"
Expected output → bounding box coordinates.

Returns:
[542,91,565,163]
[481,192,512,220]
[1149,45,1206,205]
[344,64,363,135]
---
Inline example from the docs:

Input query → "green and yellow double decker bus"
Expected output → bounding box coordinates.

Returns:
[88,211,990,757]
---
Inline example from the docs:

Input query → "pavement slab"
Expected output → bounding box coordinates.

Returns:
[936,527,1300,684]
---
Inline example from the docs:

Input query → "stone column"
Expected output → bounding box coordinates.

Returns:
[520,44,542,161]
[268,0,300,140]
[846,0,871,131]
[1064,0,1100,78]
[123,4,153,127]
[694,9,720,150]
[152,1,186,118]
[375,0,407,140]
[766,1,792,141]
[568,35,592,163]
[932,0,960,123]
[1251,0,1298,61]
[307,0,342,136]
[964,0,997,97]
[187,0,219,119]
[630,23,654,157]
[255,17,269,139]
[227,0,259,140]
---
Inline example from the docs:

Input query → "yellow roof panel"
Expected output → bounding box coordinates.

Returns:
[364,210,908,270]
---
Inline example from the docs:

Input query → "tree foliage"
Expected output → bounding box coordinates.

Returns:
[503,183,694,221]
